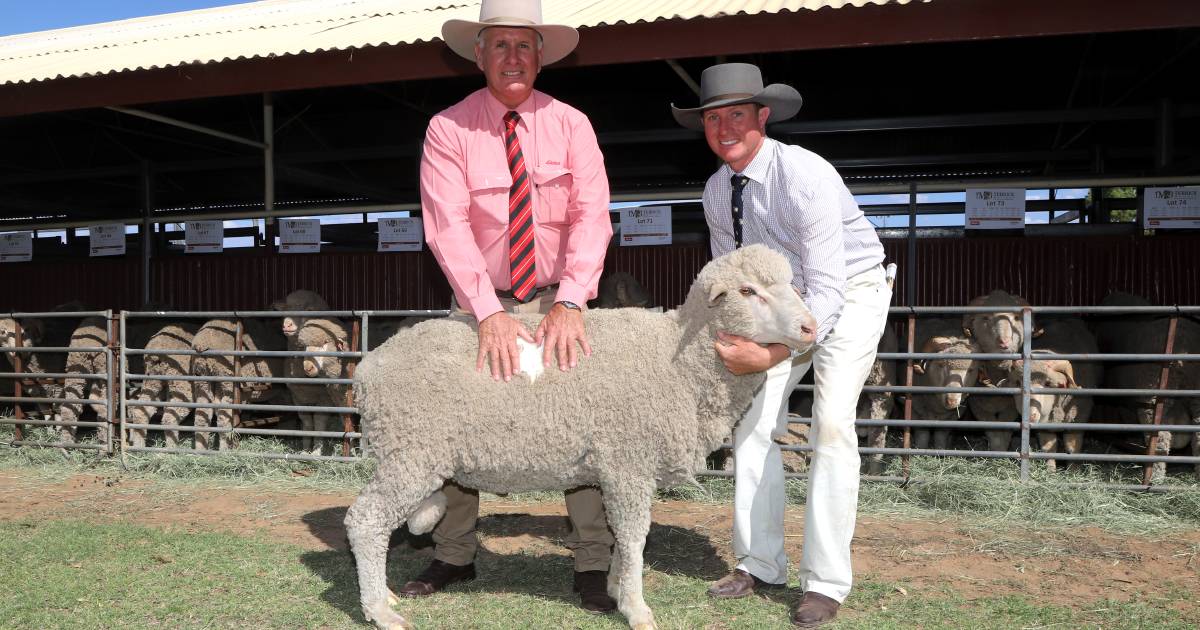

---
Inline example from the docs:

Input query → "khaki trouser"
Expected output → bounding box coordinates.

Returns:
[435,290,614,571]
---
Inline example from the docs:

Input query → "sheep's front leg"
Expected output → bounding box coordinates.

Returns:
[298,412,315,454]
[311,412,333,456]
[88,380,109,447]
[58,376,86,443]
[162,378,190,449]
[607,543,624,601]
[127,377,161,449]
[215,381,236,451]
[344,466,442,630]
[1037,430,1059,473]
[602,478,657,630]
[193,379,214,450]
[865,425,886,475]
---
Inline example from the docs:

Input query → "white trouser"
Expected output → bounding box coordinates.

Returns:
[732,264,891,602]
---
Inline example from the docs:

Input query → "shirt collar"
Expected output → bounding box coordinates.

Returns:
[482,88,539,131]
[737,137,776,185]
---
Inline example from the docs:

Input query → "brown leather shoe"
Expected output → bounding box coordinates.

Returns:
[398,559,476,597]
[707,569,786,599]
[790,591,840,627]
[573,570,617,614]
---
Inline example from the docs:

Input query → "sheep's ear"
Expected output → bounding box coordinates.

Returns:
[1032,326,1045,339]
[335,339,347,352]
[707,285,728,307]
[912,362,926,375]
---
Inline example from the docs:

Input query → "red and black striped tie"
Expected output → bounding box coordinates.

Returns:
[505,111,537,303]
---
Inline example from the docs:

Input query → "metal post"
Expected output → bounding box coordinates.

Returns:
[906,183,917,306]
[141,162,153,305]
[264,93,275,215]
[119,312,128,458]
[1143,316,1179,486]
[232,320,244,446]
[1019,309,1032,481]
[106,311,118,455]
[901,312,916,481]
[359,312,370,456]
[12,322,25,441]
[343,319,361,457]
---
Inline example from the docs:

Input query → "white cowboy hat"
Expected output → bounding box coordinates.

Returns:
[441,0,580,66]
[671,63,803,131]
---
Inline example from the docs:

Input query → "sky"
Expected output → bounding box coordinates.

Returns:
[0,1,243,37]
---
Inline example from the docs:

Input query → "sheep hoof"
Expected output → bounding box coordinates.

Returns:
[365,601,413,630]
[632,623,658,630]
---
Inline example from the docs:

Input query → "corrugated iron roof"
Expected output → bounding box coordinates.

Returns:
[0,0,922,86]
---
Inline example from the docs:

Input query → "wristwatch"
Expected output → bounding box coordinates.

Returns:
[556,300,582,311]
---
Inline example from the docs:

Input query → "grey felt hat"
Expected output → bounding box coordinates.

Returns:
[671,63,803,131]
[441,0,580,66]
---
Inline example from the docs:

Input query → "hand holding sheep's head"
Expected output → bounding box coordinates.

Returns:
[701,244,817,355]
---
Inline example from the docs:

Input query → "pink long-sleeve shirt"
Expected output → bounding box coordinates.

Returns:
[420,88,613,321]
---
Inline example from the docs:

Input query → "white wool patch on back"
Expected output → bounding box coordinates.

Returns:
[516,337,545,383]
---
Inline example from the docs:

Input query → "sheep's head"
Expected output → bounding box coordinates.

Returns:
[962,290,1040,354]
[693,245,816,354]
[0,318,34,351]
[913,336,979,410]
[597,272,652,309]
[297,319,349,378]
[1010,357,1077,422]
[272,290,330,337]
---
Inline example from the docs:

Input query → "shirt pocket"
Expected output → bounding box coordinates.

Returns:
[466,170,512,225]
[532,166,573,225]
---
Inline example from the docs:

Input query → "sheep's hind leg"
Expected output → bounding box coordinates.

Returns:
[345,466,443,630]
[602,477,657,630]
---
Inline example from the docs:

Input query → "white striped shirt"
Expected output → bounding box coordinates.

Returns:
[703,137,885,342]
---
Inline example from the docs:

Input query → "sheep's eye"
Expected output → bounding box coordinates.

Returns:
[738,287,755,296]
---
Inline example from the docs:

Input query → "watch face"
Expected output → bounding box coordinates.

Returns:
[559,301,581,310]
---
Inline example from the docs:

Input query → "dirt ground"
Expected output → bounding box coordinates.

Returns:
[2,470,1199,609]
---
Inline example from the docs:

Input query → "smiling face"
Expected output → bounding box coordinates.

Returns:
[702,102,770,173]
[475,26,542,109]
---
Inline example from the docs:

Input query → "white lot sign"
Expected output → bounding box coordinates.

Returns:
[965,188,1025,230]
[89,223,126,257]
[378,217,423,252]
[185,220,223,253]
[0,231,32,263]
[279,218,321,253]
[619,205,672,246]
[1143,187,1200,229]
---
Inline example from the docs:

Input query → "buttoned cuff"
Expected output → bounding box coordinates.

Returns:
[554,281,591,311]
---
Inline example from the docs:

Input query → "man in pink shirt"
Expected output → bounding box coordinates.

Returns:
[404,0,616,614]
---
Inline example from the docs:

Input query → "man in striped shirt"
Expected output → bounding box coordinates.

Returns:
[673,63,891,627]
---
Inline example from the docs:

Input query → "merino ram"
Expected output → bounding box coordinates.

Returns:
[126,321,200,448]
[1003,318,1102,472]
[857,325,897,474]
[909,318,980,450]
[345,245,817,630]
[1094,292,1200,480]
[190,318,288,450]
[965,290,1039,450]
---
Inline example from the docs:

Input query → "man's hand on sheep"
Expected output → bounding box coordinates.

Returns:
[535,303,592,371]
[477,311,535,381]
[714,331,793,375]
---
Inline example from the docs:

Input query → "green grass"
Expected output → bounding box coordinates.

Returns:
[6,423,1200,534]
[1,519,1195,630]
